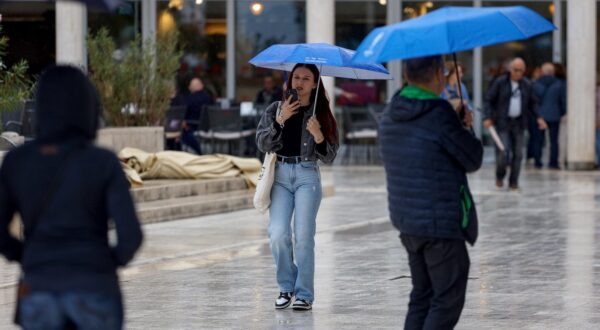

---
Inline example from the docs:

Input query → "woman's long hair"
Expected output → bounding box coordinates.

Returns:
[285,64,339,145]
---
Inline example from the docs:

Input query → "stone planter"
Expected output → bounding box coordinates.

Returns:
[97,126,164,154]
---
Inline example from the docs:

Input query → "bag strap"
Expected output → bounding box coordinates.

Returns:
[25,144,83,239]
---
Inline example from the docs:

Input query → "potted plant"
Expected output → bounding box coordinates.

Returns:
[88,28,182,153]
[0,27,32,153]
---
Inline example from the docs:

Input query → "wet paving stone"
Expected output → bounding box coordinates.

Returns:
[1,165,600,329]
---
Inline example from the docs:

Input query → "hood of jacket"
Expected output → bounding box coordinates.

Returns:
[388,94,447,123]
[34,65,101,144]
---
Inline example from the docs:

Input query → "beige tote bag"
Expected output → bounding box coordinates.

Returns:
[253,152,277,213]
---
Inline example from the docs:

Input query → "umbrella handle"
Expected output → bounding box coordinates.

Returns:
[452,53,465,119]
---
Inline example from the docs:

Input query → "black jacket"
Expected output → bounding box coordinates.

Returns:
[379,93,483,244]
[533,76,567,122]
[484,74,540,130]
[185,90,214,130]
[0,66,143,295]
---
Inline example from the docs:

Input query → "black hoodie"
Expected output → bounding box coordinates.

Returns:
[0,66,143,295]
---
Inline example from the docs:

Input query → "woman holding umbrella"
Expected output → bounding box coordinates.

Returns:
[256,63,339,311]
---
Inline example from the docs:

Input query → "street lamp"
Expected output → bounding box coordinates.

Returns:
[250,2,264,16]
[378,0,387,6]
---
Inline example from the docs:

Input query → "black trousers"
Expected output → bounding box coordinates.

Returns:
[400,234,470,330]
[496,119,525,186]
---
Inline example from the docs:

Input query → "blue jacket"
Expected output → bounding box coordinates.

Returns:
[379,92,483,244]
[533,76,567,122]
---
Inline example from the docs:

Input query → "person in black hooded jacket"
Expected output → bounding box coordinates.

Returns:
[379,55,483,330]
[0,65,143,329]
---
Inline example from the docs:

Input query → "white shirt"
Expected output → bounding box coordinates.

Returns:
[508,80,522,118]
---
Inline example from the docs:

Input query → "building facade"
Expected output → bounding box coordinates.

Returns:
[0,0,598,167]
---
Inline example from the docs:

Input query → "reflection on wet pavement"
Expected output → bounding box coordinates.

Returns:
[1,166,600,329]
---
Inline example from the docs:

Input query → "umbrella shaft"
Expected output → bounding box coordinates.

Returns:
[312,73,322,116]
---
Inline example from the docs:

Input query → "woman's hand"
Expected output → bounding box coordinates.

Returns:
[307,116,325,143]
[277,95,300,126]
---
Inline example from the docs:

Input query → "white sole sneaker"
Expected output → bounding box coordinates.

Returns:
[292,300,312,311]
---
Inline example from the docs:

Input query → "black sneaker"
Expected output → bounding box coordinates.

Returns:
[275,292,293,309]
[292,298,312,311]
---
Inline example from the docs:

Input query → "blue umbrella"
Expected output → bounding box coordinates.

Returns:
[352,6,556,63]
[352,6,555,119]
[250,43,391,80]
[250,43,391,115]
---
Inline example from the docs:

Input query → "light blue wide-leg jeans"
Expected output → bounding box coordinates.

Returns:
[268,161,322,303]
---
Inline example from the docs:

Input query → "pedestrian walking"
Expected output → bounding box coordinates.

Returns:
[256,63,339,311]
[532,62,567,169]
[379,55,483,329]
[483,57,547,190]
[0,65,143,329]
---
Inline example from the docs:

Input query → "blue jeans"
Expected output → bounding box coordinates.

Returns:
[19,292,123,330]
[269,161,322,303]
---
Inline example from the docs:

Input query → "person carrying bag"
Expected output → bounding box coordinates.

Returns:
[255,64,339,311]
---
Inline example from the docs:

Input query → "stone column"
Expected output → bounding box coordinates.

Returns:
[306,0,335,108]
[142,0,157,46]
[226,0,235,100]
[55,1,87,70]
[386,0,402,100]
[472,0,483,138]
[552,0,562,63]
[567,0,596,170]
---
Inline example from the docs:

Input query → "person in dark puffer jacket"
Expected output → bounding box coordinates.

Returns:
[379,55,483,330]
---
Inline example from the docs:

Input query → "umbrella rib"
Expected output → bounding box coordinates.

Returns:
[497,10,528,38]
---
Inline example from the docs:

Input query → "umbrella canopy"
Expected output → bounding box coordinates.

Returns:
[352,6,556,63]
[51,0,122,11]
[250,43,391,80]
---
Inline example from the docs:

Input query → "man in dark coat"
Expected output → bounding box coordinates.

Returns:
[0,65,143,329]
[484,57,547,190]
[532,62,567,169]
[379,55,483,330]
[182,77,214,155]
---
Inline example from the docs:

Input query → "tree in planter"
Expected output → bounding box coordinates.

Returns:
[0,27,32,132]
[87,28,181,127]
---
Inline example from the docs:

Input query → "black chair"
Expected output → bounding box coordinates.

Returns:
[163,105,187,150]
[4,100,35,139]
[341,105,379,165]
[206,106,256,156]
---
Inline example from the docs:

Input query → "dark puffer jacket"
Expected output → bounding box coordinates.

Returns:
[379,93,483,244]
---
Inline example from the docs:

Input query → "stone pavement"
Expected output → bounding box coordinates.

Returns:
[2,165,600,329]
